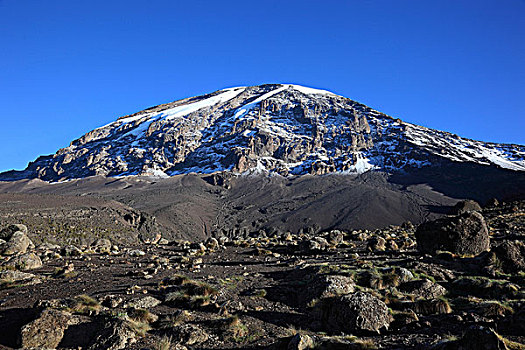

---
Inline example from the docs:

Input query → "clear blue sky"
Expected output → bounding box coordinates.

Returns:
[1,0,524,172]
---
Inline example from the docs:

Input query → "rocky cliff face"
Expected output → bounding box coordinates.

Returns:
[3,84,524,182]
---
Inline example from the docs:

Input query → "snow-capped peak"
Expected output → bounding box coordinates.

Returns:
[2,83,524,182]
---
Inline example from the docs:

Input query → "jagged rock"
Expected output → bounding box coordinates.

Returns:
[19,308,72,349]
[62,244,83,256]
[288,333,314,350]
[493,240,525,273]
[91,238,112,254]
[451,200,482,214]
[313,292,392,333]
[399,279,447,299]
[170,324,209,346]
[0,223,27,240]
[5,252,43,270]
[87,318,137,350]
[415,211,489,255]
[1,231,32,255]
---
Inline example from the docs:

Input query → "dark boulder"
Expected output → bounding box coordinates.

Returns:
[313,292,392,333]
[415,212,489,255]
[450,200,482,215]
[493,240,525,273]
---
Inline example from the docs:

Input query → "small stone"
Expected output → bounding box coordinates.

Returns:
[125,296,161,309]
[91,238,112,254]
[62,245,83,257]
[158,238,169,245]
[129,249,146,257]
[328,230,344,246]
[288,333,314,350]
[205,237,219,250]
[368,237,386,252]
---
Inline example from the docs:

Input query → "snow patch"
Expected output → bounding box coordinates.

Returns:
[287,84,338,96]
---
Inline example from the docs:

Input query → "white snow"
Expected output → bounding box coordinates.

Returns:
[286,84,338,96]
[342,152,376,174]
[405,123,525,171]
[161,87,245,121]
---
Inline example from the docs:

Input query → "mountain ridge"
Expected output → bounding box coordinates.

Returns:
[1,83,524,182]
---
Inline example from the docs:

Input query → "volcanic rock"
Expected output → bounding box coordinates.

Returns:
[313,291,392,333]
[415,211,490,255]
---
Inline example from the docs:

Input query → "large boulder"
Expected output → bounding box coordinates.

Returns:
[300,274,355,305]
[87,318,137,350]
[5,252,43,270]
[19,308,72,349]
[450,200,482,215]
[415,212,489,255]
[0,223,27,240]
[493,240,525,273]
[170,324,209,346]
[1,231,33,255]
[313,292,392,333]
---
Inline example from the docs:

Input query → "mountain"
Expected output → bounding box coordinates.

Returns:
[2,84,524,182]
[1,84,524,242]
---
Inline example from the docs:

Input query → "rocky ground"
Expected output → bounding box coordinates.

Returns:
[0,200,524,349]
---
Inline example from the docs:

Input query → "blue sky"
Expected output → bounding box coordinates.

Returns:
[1,0,524,172]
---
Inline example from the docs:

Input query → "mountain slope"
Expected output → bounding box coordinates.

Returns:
[2,84,524,182]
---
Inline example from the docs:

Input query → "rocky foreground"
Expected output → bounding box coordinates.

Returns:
[0,200,524,349]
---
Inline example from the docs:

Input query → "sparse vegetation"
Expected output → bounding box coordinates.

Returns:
[70,294,101,315]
